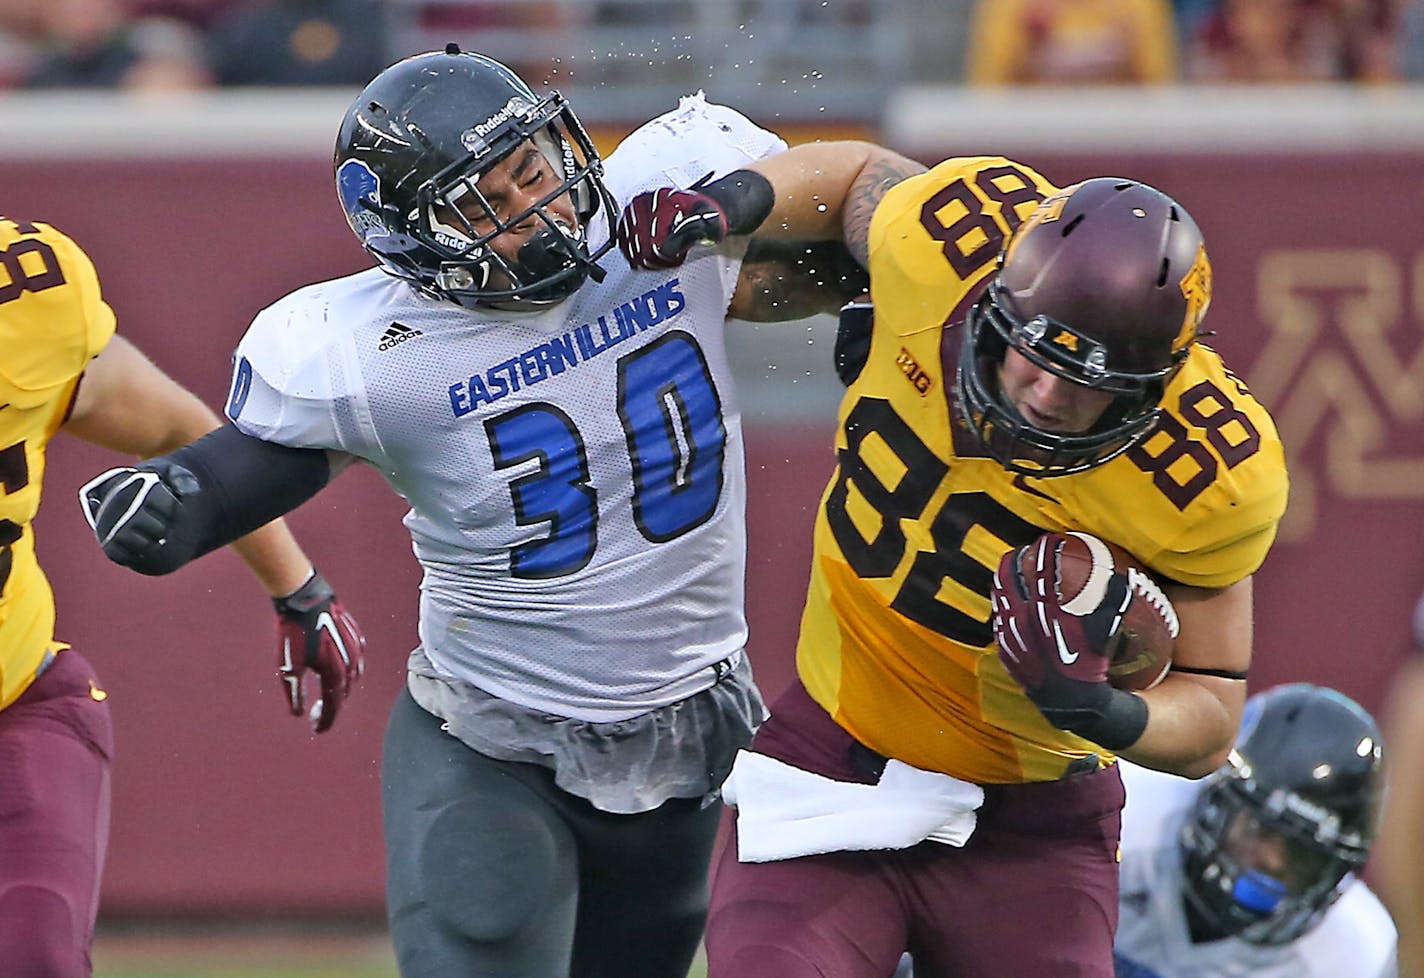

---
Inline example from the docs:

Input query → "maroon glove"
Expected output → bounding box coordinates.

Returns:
[617,184,732,270]
[991,535,1147,750]
[275,570,365,733]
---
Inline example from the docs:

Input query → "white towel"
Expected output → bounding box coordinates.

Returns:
[721,749,985,863]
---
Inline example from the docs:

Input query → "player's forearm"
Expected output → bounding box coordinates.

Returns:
[64,335,228,457]
[228,519,316,598]
[1115,673,1242,777]
[84,425,332,577]
[747,141,926,264]
[729,239,869,321]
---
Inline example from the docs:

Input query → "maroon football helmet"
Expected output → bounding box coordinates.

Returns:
[956,177,1212,477]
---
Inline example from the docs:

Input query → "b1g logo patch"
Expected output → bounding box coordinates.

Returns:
[337,158,384,242]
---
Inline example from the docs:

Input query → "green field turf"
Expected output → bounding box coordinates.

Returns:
[93,925,397,978]
[92,926,709,978]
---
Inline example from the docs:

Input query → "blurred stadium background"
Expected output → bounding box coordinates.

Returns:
[4,0,1424,974]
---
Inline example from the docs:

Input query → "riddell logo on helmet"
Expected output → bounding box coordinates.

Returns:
[464,97,535,149]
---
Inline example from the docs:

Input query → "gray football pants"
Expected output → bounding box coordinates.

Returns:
[382,688,722,978]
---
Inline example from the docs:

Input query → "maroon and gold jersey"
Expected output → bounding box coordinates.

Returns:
[796,158,1289,783]
[0,219,115,709]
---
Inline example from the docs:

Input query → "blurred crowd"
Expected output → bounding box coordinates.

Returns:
[2,0,1424,94]
[0,0,382,89]
[966,0,1406,85]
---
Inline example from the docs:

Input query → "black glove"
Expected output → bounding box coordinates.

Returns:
[79,459,212,576]
[275,571,366,733]
[991,535,1148,751]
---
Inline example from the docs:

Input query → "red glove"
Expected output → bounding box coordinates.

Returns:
[616,184,731,270]
[274,570,365,733]
[991,535,1147,750]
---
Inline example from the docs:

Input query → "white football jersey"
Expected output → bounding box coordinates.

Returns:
[1114,762,1398,978]
[227,94,788,721]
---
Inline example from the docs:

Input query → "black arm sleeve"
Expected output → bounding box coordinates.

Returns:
[699,169,775,235]
[166,424,332,558]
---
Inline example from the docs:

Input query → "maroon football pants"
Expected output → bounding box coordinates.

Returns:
[706,680,1123,978]
[0,649,114,978]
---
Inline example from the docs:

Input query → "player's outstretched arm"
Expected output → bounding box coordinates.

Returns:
[616,141,926,276]
[66,334,365,732]
[67,335,330,578]
[744,140,927,269]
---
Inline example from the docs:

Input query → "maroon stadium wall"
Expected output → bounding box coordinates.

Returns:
[13,133,1424,914]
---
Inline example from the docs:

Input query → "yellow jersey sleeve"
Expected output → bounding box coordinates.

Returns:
[1064,345,1289,588]
[0,218,117,708]
[867,157,1059,339]
[0,219,116,404]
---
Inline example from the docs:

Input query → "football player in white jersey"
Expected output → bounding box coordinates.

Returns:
[78,45,909,978]
[1114,684,1397,978]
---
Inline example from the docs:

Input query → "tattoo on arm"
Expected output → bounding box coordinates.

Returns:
[735,239,870,322]
[843,156,929,268]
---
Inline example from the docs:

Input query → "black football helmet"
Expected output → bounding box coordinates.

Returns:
[1180,684,1385,945]
[334,44,615,309]
[956,178,1212,477]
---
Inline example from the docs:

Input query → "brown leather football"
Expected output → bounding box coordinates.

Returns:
[1047,532,1178,691]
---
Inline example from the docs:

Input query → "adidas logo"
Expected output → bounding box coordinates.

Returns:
[378,322,423,351]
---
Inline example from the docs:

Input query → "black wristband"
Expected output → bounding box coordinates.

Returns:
[1066,688,1149,752]
[698,169,775,236]
[274,570,330,614]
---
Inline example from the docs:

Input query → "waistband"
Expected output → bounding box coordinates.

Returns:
[759,679,1123,836]
[852,739,1123,833]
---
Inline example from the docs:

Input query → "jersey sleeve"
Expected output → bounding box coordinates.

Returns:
[602,93,790,305]
[867,157,1059,339]
[1108,348,1290,589]
[602,92,789,199]
[0,220,116,408]
[225,286,373,456]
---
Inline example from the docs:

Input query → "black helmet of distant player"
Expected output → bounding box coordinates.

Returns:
[334,44,614,309]
[956,177,1211,477]
[1181,683,1385,946]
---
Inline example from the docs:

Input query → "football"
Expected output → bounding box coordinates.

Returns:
[1031,531,1179,691]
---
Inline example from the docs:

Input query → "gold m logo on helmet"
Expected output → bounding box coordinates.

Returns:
[1001,188,1072,267]
[1052,331,1080,352]
[1033,191,1071,226]
[1176,242,1212,353]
